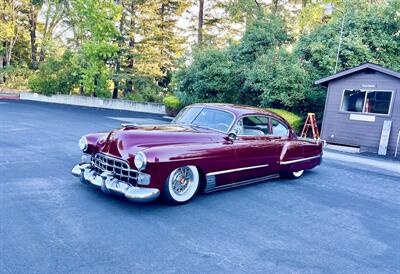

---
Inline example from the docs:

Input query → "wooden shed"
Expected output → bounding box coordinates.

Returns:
[315,63,400,155]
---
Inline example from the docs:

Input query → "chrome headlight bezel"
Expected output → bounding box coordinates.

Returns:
[78,136,88,152]
[134,152,147,171]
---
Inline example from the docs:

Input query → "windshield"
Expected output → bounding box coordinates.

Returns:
[173,107,235,133]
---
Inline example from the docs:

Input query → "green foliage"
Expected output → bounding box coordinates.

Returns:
[28,52,79,95]
[175,0,400,121]
[163,95,181,109]
[231,14,291,64]
[266,108,303,133]
[296,0,400,76]
[175,48,241,105]
[248,49,308,109]
[123,77,164,102]
[163,95,182,117]
[0,66,32,89]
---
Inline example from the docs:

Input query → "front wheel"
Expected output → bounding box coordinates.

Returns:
[281,169,304,179]
[162,165,200,205]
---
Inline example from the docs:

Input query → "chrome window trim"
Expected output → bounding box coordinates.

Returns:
[206,163,270,176]
[174,105,237,134]
[234,114,271,137]
[280,154,321,165]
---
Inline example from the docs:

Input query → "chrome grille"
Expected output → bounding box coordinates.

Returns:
[91,153,138,185]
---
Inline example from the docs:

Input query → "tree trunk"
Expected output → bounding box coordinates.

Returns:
[39,48,45,62]
[125,0,136,95]
[0,54,4,84]
[197,0,204,46]
[79,84,84,95]
[113,1,125,100]
[29,3,38,70]
[272,0,279,13]
[112,79,119,99]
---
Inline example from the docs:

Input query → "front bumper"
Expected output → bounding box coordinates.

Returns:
[72,164,160,203]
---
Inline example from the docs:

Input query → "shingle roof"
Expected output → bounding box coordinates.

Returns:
[315,63,400,86]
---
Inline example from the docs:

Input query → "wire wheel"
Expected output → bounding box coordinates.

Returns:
[164,165,199,204]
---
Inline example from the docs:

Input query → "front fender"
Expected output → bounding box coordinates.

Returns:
[143,142,235,190]
[84,133,108,155]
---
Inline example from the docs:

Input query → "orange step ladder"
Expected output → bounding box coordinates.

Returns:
[301,113,320,140]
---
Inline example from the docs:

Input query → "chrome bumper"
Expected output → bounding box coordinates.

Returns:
[72,164,160,203]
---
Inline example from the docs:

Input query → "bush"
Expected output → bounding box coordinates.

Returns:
[174,48,241,105]
[28,53,79,95]
[163,95,182,117]
[0,66,32,90]
[266,108,303,133]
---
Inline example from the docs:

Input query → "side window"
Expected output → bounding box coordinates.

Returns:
[271,119,289,137]
[237,116,269,136]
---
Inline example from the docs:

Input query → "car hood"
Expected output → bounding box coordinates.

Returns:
[99,124,224,159]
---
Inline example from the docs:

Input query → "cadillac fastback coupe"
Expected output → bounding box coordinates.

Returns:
[72,104,322,204]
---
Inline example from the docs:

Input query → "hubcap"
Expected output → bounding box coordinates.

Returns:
[171,167,194,195]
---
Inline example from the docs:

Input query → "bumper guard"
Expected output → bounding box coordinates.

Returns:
[72,164,160,203]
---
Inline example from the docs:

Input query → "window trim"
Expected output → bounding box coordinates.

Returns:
[191,106,237,134]
[270,118,290,137]
[339,89,395,117]
[235,115,271,137]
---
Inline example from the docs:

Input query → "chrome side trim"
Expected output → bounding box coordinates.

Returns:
[204,174,279,193]
[206,164,269,176]
[280,154,321,165]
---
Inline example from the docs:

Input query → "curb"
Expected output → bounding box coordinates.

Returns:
[323,150,400,175]
[19,93,166,115]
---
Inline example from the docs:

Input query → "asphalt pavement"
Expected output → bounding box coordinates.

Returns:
[1,100,399,273]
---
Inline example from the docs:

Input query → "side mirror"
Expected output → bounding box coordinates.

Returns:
[227,132,237,141]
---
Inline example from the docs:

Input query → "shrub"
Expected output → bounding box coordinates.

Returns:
[0,66,32,90]
[174,48,241,105]
[163,95,182,117]
[266,108,303,133]
[28,53,79,95]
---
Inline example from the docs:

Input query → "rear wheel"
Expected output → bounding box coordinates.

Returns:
[162,165,199,205]
[281,169,304,179]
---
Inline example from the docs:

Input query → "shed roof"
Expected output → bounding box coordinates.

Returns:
[315,62,400,86]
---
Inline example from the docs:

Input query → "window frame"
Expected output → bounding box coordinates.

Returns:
[235,115,271,137]
[270,118,290,137]
[339,89,395,116]
[174,106,236,134]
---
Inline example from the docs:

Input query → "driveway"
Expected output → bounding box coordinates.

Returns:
[1,100,399,273]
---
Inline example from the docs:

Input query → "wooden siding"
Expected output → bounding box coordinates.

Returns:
[321,71,400,154]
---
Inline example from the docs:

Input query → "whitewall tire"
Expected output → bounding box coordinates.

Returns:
[162,165,199,204]
[281,169,305,179]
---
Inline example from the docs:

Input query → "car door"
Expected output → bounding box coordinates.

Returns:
[228,115,280,184]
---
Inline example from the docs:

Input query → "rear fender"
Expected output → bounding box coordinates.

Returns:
[280,140,322,172]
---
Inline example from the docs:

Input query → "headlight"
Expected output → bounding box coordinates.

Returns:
[78,136,88,152]
[134,152,147,171]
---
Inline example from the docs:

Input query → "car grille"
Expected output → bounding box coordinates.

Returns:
[91,153,138,185]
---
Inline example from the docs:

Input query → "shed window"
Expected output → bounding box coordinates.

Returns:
[341,90,392,115]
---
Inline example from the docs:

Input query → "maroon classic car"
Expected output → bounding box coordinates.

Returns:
[72,104,322,204]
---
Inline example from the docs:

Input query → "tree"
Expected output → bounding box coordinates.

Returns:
[246,48,323,113]
[175,48,241,105]
[296,0,400,77]
[197,0,204,46]
[230,13,291,64]
[65,0,121,96]
[38,0,67,62]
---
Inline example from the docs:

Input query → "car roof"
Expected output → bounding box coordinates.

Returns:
[190,103,286,121]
